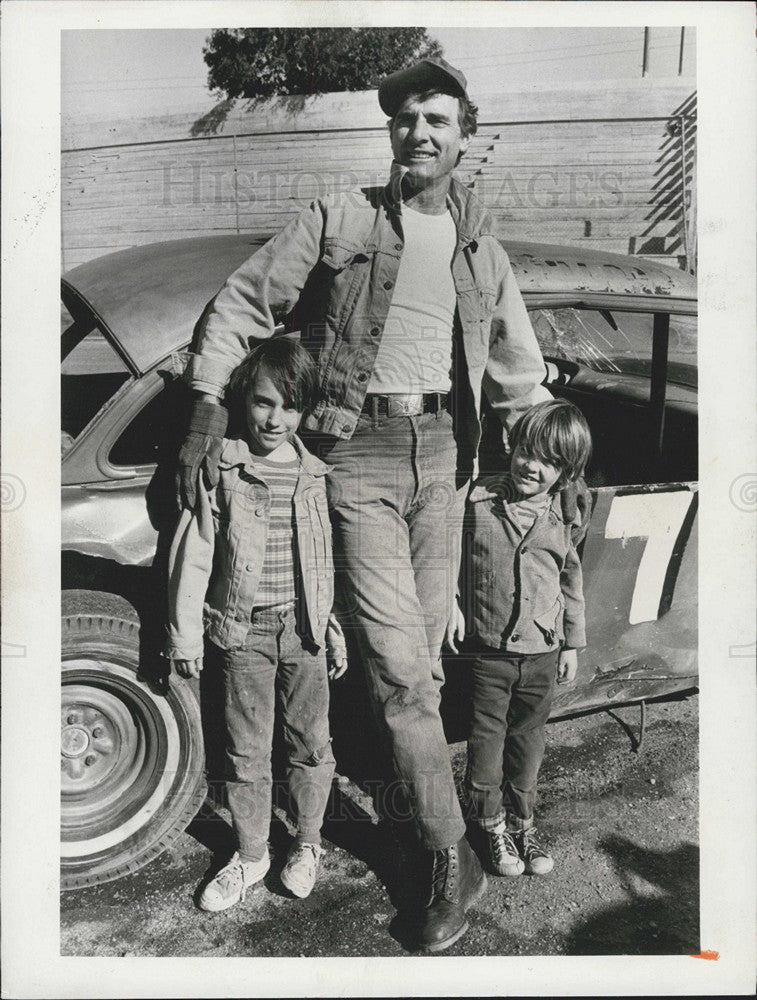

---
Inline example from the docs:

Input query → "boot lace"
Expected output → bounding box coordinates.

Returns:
[428,846,457,905]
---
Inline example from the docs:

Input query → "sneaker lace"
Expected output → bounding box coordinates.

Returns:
[289,843,320,877]
[491,830,519,864]
[520,827,546,860]
[215,858,248,901]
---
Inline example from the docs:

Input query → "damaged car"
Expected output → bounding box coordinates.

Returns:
[61,236,698,889]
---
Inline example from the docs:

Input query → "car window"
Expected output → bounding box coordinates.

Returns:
[531,308,697,389]
[62,317,131,457]
[109,378,189,468]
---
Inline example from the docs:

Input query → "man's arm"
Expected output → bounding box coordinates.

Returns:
[482,249,553,442]
[185,199,328,397]
[178,199,327,507]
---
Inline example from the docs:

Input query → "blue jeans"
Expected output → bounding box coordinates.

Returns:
[465,647,559,827]
[322,410,467,850]
[216,603,335,862]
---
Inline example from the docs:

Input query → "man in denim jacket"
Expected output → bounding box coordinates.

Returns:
[179,57,551,951]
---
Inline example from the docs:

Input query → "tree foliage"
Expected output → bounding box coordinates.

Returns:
[203,28,443,99]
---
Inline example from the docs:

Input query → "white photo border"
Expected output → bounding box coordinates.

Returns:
[2,2,755,996]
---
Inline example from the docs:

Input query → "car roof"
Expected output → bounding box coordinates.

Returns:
[62,234,697,377]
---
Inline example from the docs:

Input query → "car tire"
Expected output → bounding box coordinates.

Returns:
[61,596,206,890]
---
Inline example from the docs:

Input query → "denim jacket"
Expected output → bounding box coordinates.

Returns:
[461,478,588,653]
[186,165,551,468]
[166,435,334,660]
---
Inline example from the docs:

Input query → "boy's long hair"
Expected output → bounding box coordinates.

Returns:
[225,338,321,435]
[509,399,592,489]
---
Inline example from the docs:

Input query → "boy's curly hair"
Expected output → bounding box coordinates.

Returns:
[509,399,592,489]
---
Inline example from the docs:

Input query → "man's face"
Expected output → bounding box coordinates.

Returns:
[390,92,470,185]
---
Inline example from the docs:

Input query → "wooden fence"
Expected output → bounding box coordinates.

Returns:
[62,83,696,271]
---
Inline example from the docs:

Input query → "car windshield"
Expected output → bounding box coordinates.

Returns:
[62,303,130,456]
[530,308,697,389]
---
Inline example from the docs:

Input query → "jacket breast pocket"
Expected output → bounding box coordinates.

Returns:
[320,243,372,334]
[219,481,266,519]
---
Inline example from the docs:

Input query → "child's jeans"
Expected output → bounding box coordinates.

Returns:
[465,647,559,829]
[215,602,335,862]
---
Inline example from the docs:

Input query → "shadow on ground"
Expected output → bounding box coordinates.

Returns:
[565,835,699,954]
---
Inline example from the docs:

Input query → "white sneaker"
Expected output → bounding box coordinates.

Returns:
[279,843,324,898]
[199,849,270,912]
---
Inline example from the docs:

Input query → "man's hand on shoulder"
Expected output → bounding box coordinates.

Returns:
[177,396,229,510]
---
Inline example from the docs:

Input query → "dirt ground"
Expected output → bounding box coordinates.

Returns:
[60,690,698,958]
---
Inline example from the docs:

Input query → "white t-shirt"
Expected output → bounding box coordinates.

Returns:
[368,206,457,395]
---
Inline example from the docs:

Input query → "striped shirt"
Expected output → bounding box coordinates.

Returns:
[251,454,300,609]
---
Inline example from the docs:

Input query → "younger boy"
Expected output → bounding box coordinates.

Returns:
[449,399,592,877]
[166,339,346,910]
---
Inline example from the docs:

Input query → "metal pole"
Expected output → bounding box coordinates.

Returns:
[679,115,689,269]
[678,27,685,76]
[650,312,670,465]
[232,133,240,234]
[642,27,650,77]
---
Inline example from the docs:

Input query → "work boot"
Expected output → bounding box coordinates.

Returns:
[417,836,487,952]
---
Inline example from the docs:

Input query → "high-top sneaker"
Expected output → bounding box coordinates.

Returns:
[515,825,554,875]
[417,836,487,952]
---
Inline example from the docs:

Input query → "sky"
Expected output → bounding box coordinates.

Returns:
[61,26,695,120]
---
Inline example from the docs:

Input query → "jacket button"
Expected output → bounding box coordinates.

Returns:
[255,507,265,517]
[521,546,528,553]
[511,633,520,642]
[342,424,353,434]
[394,242,402,251]
[383,280,394,290]
[357,372,368,382]
[369,326,380,336]
[245,564,254,572]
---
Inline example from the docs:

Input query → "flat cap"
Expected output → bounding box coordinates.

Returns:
[378,57,468,117]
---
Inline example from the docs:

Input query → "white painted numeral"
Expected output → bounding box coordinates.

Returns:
[604,491,693,624]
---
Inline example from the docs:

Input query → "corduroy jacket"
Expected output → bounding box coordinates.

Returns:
[461,477,589,653]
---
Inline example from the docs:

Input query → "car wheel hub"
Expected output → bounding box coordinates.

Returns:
[61,676,145,814]
[61,724,90,759]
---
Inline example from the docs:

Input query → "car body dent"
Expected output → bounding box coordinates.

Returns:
[551,481,697,717]
[63,478,158,567]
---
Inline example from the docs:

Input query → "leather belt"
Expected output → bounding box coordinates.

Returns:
[361,392,450,418]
